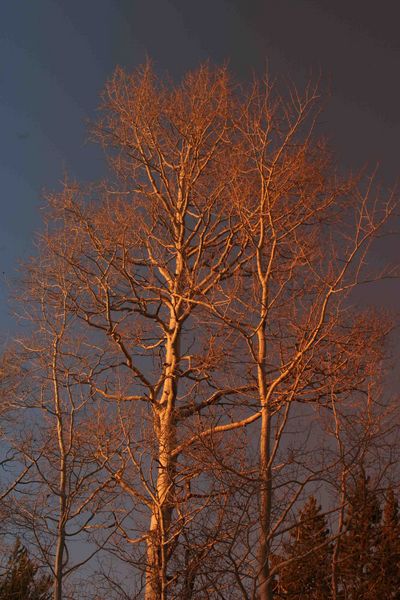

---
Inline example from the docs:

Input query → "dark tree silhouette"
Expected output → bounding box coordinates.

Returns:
[275,496,332,599]
[0,539,51,600]
[374,487,400,599]
[337,472,381,600]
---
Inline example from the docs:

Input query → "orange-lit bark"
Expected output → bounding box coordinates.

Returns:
[4,62,397,599]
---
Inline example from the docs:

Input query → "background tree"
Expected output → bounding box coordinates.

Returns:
[336,471,382,600]
[274,496,332,599]
[0,539,51,600]
[374,487,400,599]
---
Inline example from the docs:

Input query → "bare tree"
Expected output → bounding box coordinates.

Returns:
[4,246,114,600]
[170,74,397,598]
[4,62,397,599]
[37,63,254,599]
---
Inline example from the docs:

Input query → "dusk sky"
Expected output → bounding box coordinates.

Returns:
[1,0,399,334]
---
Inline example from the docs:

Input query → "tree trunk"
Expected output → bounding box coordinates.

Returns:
[53,499,66,600]
[258,406,273,600]
[145,320,179,600]
[256,284,273,600]
[52,336,67,600]
[145,412,176,600]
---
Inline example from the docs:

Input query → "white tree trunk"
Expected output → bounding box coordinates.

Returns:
[145,320,179,600]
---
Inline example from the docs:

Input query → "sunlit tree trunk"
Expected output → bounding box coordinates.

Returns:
[51,326,68,600]
[258,406,273,600]
[256,281,273,600]
[145,322,180,600]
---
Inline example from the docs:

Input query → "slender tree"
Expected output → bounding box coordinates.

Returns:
[188,74,394,599]
[6,250,113,600]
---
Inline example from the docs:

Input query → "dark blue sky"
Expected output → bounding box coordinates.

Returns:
[1,0,399,334]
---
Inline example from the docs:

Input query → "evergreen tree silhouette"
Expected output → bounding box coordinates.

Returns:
[275,496,332,599]
[0,539,51,600]
[374,487,400,599]
[337,471,381,600]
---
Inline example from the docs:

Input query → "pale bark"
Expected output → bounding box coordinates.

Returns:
[52,335,68,600]
[258,406,273,600]
[145,322,180,600]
